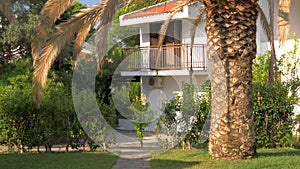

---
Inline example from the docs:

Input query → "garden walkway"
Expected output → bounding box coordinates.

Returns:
[110,130,162,169]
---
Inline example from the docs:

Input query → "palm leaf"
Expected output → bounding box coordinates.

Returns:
[73,22,92,59]
[95,0,126,70]
[257,6,272,42]
[190,7,206,57]
[156,0,193,69]
[74,0,125,62]
[33,17,83,108]
[0,0,15,22]
[158,0,193,48]
[33,3,105,108]
[277,0,291,47]
[31,0,76,66]
[33,0,124,107]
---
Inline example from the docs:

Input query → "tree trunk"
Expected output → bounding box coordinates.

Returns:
[205,0,258,160]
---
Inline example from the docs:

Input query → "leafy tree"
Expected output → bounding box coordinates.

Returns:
[157,82,211,150]
[130,94,154,148]
[0,58,82,153]
[0,0,47,63]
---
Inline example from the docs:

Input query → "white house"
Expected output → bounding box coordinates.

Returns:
[116,0,208,130]
[116,0,300,131]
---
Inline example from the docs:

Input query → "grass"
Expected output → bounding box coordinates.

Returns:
[151,148,300,169]
[0,152,118,169]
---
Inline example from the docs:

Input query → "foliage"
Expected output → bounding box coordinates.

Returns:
[253,51,270,83]
[156,82,211,149]
[186,82,211,147]
[253,82,296,148]
[277,34,300,80]
[151,149,300,169]
[0,0,47,62]
[113,82,153,147]
[0,0,86,65]
[130,93,154,147]
[0,58,85,152]
[252,37,300,148]
[72,54,118,151]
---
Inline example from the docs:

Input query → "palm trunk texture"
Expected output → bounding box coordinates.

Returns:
[204,0,258,160]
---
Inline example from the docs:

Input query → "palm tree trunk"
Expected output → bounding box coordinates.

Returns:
[204,0,258,160]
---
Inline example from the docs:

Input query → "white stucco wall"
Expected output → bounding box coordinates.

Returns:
[141,75,208,113]
[181,19,206,44]
[257,0,300,44]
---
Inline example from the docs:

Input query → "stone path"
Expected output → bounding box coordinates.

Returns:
[110,130,162,169]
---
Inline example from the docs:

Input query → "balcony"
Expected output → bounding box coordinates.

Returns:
[121,44,207,71]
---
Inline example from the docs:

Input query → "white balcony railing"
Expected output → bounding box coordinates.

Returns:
[122,44,207,71]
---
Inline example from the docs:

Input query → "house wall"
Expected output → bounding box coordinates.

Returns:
[140,24,150,47]
[138,19,207,47]
[181,19,206,44]
[290,0,300,38]
[257,0,300,44]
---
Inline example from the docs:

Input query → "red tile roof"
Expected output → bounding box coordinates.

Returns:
[122,0,191,20]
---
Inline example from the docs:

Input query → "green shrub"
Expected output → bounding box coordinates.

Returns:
[156,81,211,149]
[253,82,296,148]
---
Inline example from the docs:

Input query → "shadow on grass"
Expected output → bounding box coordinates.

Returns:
[257,149,300,157]
[151,159,200,169]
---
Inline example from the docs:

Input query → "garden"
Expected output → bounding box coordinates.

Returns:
[1,0,300,169]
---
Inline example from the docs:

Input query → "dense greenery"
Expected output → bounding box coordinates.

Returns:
[252,37,300,148]
[0,152,118,169]
[156,38,300,149]
[0,0,86,64]
[0,58,77,152]
[0,0,46,62]
[253,82,296,148]
[156,82,211,149]
[0,1,120,153]
[151,149,300,169]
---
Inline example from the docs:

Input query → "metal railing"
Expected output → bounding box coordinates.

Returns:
[122,44,207,71]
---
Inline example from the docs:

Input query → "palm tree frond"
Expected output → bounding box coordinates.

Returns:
[33,0,125,107]
[190,7,206,52]
[257,6,272,42]
[95,0,125,71]
[73,0,121,62]
[277,0,291,47]
[156,0,193,69]
[31,0,75,66]
[33,17,83,108]
[0,0,15,22]
[73,23,92,60]
[158,0,193,48]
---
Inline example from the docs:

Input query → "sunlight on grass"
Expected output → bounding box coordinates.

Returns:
[151,148,300,169]
[0,152,118,169]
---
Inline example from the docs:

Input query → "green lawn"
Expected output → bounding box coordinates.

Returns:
[0,152,118,169]
[151,148,300,169]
